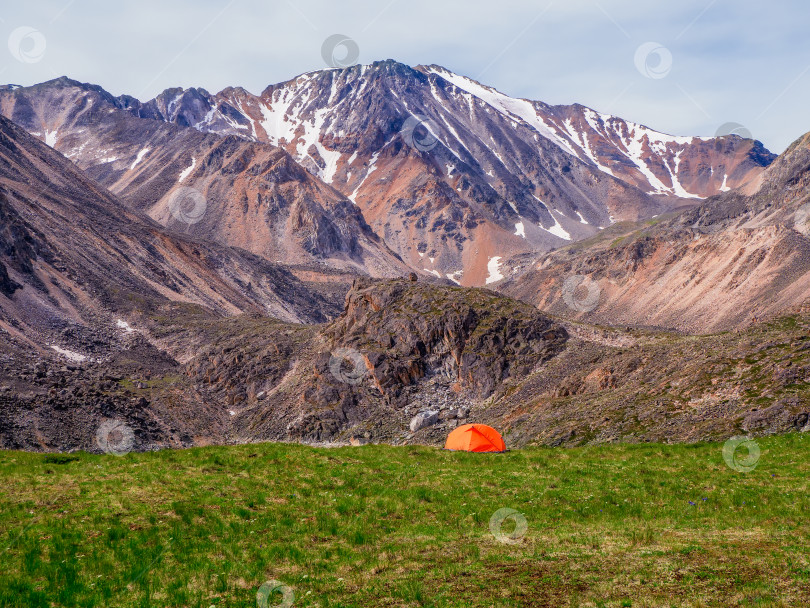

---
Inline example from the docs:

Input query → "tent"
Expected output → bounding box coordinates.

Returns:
[444,424,506,453]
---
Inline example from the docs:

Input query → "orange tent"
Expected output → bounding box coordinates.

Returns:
[444,424,506,453]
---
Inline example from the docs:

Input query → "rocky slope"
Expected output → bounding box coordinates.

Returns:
[0,278,569,450]
[0,63,774,285]
[487,312,810,447]
[0,79,409,279]
[3,277,809,453]
[0,112,342,365]
[500,131,810,333]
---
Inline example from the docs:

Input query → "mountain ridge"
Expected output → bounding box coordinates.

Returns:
[0,106,807,452]
[0,77,412,281]
[500,130,810,333]
[0,111,343,354]
[0,61,774,286]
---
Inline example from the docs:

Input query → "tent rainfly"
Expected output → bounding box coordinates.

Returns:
[444,424,506,453]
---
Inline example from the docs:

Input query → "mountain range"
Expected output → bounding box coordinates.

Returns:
[501,131,810,333]
[0,60,773,285]
[2,60,809,453]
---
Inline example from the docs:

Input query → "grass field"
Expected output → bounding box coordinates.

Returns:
[1,434,809,607]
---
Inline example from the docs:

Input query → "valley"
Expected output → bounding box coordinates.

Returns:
[0,63,808,454]
[2,2,809,603]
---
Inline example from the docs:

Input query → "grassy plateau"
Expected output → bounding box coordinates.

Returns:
[1,434,808,607]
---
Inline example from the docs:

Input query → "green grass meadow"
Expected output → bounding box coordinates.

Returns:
[1,434,809,607]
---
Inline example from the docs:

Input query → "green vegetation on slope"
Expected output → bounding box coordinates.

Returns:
[1,435,809,607]
[492,313,810,447]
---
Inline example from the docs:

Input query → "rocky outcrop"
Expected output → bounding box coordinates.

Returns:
[322,278,568,398]
[223,279,566,444]
[0,261,18,297]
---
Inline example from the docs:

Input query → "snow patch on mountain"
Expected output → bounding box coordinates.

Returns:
[116,319,135,333]
[565,111,618,177]
[486,256,504,284]
[44,129,58,147]
[178,157,196,183]
[195,106,217,130]
[50,345,88,363]
[349,139,393,202]
[623,133,674,195]
[667,150,702,199]
[427,66,579,157]
[259,88,303,145]
[65,142,87,159]
[297,107,342,183]
[130,148,150,170]
[167,92,184,119]
[437,114,469,158]
[540,211,572,241]
[610,122,706,198]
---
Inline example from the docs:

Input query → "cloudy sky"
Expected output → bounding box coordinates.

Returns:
[2,0,808,152]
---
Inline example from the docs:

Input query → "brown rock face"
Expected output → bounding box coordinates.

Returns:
[0,261,20,297]
[323,278,568,400]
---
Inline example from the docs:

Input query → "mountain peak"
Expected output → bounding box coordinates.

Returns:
[40,75,84,88]
[15,76,104,94]
[0,67,776,288]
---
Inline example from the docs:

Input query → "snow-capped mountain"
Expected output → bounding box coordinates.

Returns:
[500,129,810,333]
[119,60,773,284]
[0,61,774,285]
[0,79,410,280]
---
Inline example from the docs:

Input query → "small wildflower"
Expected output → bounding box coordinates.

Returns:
[688,501,696,506]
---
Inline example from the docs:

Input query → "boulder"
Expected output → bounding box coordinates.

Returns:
[410,411,439,432]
